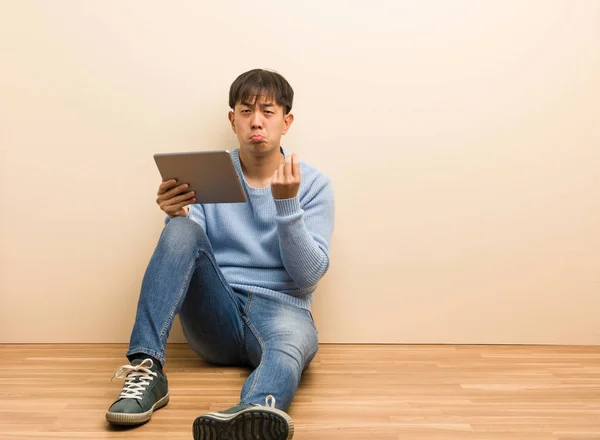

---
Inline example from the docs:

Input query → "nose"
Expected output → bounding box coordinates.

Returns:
[251,112,263,130]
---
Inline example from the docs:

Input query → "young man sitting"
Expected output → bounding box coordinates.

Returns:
[105,68,335,440]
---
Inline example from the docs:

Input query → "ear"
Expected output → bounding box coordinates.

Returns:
[228,111,236,133]
[282,112,294,135]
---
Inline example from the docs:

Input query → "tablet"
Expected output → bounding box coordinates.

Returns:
[153,150,247,204]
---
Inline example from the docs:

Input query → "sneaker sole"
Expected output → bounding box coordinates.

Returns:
[105,393,170,425]
[193,407,294,440]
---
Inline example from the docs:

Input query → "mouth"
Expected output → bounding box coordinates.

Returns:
[250,135,265,143]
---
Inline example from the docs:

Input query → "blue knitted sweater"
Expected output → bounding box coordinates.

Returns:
[167,148,335,309]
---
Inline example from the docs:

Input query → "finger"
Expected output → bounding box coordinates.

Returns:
[284,155,292,181]
[158,179,178,195]
[159,192,193,212]
[163,191,195,207]
[172,197,196,212]
[291,153,300,179]
[171,199,196,213]
[157,183,189,202]
[159,183,187,200]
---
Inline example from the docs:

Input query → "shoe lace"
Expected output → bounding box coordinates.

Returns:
[111,358,157,400]
[264,395,276,408]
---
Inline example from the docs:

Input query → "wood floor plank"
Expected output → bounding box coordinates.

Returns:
[0,343,598,439]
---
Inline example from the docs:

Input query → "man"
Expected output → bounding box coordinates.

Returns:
[106,69,335,440]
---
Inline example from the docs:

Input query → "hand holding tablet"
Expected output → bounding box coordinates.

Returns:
[153,150,247,216]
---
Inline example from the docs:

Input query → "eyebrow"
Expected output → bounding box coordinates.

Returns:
[240,101,275,107]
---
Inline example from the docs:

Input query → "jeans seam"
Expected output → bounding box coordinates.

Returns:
[159,249,199,345]
[243,317,265,399]
[239,292,254,363]
[304,347,318,370]
[307,309,318,334]
[242,290,253,315]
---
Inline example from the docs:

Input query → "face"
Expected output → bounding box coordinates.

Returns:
[228,95,294,156]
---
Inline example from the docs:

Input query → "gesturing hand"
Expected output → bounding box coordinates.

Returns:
[271,153,301,200]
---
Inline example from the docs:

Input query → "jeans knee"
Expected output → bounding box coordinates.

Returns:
[270,334,318,373]
[160,217,208,254]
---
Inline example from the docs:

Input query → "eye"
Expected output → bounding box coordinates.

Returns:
[265,110,274,114]
[241,110,250,114]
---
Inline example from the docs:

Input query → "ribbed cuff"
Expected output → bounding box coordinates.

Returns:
[274,196,301,217]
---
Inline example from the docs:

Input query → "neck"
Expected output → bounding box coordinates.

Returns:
[239,146,284,187]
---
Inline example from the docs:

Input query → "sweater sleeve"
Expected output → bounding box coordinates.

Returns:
[274,175,335,289]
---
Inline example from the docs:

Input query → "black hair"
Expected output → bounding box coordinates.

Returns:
[229,69,294,114]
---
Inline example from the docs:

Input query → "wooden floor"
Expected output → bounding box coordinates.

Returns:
[0,344,599,439]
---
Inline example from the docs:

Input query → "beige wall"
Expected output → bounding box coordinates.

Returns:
[1,1,599,345]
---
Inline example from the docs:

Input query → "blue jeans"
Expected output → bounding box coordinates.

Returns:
[127,217,319,411]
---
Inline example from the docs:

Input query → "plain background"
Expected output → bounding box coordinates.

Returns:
[1,1,599,344]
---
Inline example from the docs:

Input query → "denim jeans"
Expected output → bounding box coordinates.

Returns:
[127,216,319,410]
